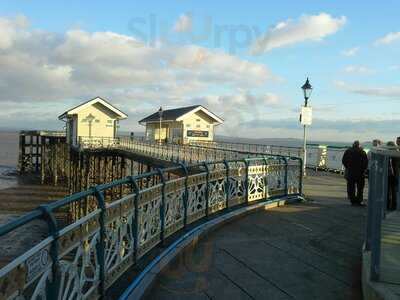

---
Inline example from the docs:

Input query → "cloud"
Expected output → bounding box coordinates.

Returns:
[251,13,346,54]
[191,91,284,136]
[173,14,192,33]
[343,65,376,75]
[389,65,400,71]
[374,32,400,46]
[0,15,281,132]
[335,81,400,97]
[341,46,359,57]
[0,15,275,103]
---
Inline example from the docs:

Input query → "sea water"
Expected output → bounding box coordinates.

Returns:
[0,131,18,190]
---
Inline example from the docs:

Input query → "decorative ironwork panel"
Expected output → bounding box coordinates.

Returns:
[104,194,135,288]
[186,173,207,224]
[164,178,186,238]
[266,164,285,197]
[248,165,267,201]
[208,170,226,213]
[137,185,162,258]
[227,164,246,206]
[287,162,300,194]
[0,242,53,300]
[57,230,100,299]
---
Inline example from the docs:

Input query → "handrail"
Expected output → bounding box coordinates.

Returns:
[0,155,303,300]
[365,146,400,281]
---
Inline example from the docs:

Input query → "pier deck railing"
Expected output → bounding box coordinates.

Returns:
[0,155,302,300]
[189,140,303,157]
[190,140,351,172]
[78,136,284,163]
[365,146,400,281]
[77,136,348,172]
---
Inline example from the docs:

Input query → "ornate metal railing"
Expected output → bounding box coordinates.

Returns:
[78,136,271,163]
[365,146,400,281]
[190,140,351,172]
[0,156,302,300]
[189,140,303,157]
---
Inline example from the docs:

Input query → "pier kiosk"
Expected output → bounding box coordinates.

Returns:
[139,105,223,144]
[58,97,128,147]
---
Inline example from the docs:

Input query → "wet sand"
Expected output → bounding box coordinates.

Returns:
[0,176,68,267]
[0,131,70,268]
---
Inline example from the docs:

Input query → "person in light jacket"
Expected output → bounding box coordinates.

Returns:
[342,141,368,206]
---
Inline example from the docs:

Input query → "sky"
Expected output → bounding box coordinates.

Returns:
[0,0,399,142]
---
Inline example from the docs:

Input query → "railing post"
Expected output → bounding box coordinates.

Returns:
[366,153,376,251]
[223,160,230,208]
[382,156,389,219]
[370,198,383,281]
[298,157,304,196]
[94,187,107,299]
[38,204,60,300]
[370,154,387,281]
[283,156,288,197]
[244,159,250,203]
[156,168,166,246]
[128,176,140,262]
[262,157,269,200]
[178,163,189,228]
[202,162,210,217]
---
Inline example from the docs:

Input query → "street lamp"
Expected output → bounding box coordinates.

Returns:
[85,113,96,138]
[300,78,313,176]
[158,106,163,144]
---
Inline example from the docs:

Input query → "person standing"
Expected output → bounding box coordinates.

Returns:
[387,140,399,210]
[342,141,369,206]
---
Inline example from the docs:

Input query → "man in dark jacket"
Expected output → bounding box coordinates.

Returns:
[342,140,368,206]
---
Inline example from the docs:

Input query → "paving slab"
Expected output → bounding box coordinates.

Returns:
[145,173,366,300]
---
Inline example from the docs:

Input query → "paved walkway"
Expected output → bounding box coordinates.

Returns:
[146,172,367,300]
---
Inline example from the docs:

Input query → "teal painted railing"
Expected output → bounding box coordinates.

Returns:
[365,146,400,281]
[0,155,302,300]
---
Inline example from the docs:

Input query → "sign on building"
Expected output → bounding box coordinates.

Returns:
[187,130,209,137]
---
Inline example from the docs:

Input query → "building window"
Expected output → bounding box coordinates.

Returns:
[186,124,191,127]
[196,119,201,122]
[206,125,210,128]
[196,124,201,128]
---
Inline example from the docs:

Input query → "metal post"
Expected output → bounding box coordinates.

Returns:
[244,159,250,203]
[38,205,60,300]
[94,187,106,299]
[366,153,376,251]
[223,160,230,208]
[156,169,166,245]
[128,176,140,262]
[202,162,210,217]
[303,125,307,176]
[178,163,189,227]
[159,116,162,145]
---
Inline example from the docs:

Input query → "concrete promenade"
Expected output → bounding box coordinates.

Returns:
[145,172,367,300]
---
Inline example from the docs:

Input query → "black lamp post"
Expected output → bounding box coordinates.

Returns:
[158,107,163,144]
[301,78,313,176]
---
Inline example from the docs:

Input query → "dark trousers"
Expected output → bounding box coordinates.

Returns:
[347,177,365,204]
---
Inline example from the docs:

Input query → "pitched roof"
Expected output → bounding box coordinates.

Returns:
[58,97,128,120]
[138,105,223,124]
